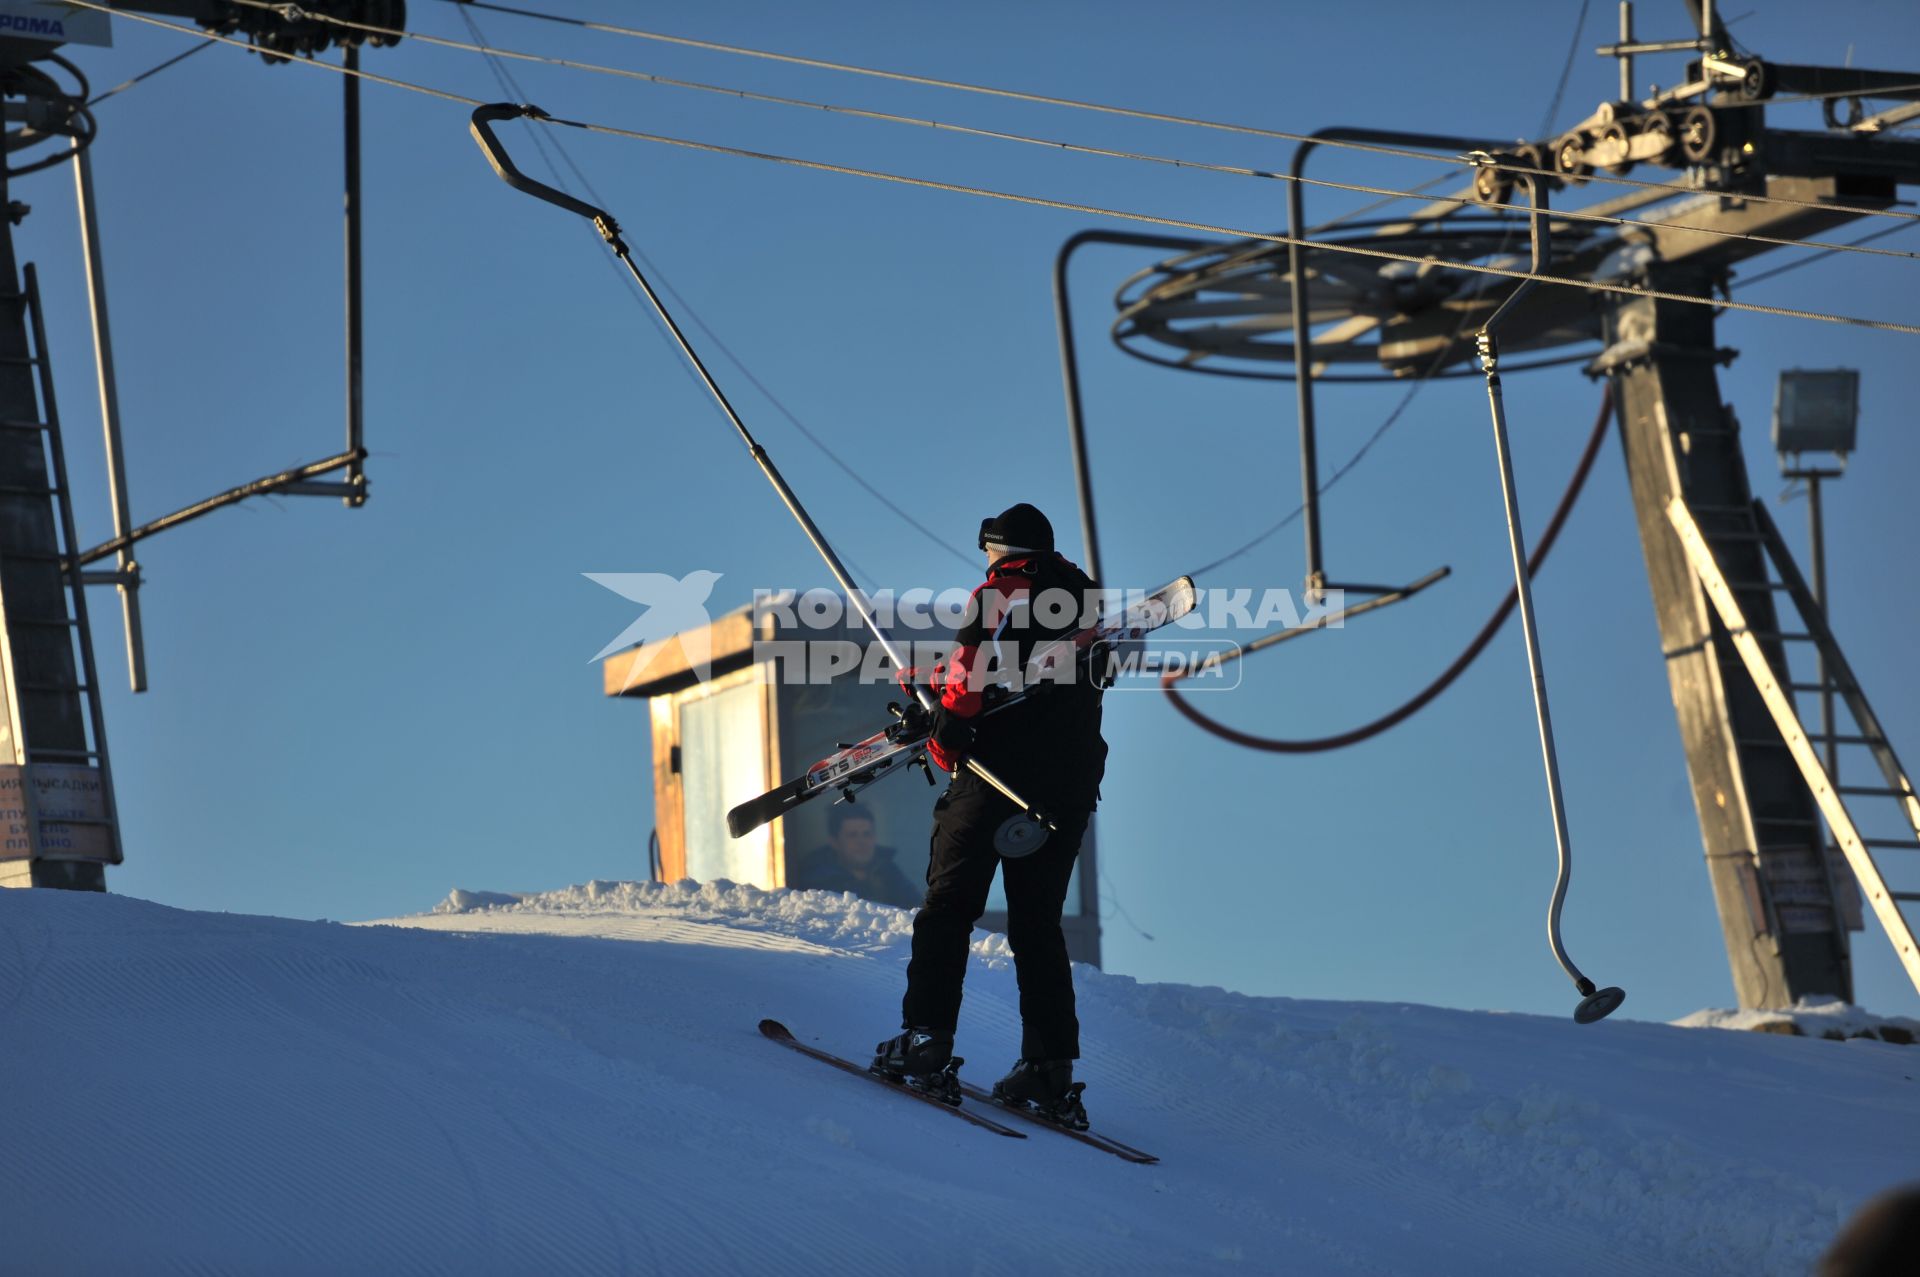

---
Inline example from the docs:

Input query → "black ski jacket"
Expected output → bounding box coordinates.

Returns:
[929,552,1107,813]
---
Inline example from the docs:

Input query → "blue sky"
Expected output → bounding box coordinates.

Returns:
[23,0,1920,1022]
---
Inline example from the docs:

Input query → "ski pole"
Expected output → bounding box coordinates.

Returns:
[469,103,1056,831]
[1469,156,1624,1025]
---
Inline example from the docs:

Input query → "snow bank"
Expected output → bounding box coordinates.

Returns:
[425,877,946,954]
[2,882,1913,1275]
[1672,996,1920,1044]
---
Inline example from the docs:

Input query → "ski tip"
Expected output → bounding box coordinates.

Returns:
[758,1019,794,1040]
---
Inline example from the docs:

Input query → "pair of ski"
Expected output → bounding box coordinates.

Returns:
[761,1021,1157,1164]
[727,576,1199,838]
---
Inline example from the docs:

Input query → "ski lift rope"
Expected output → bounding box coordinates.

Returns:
[453,2,976,572]
[75,4,1920,338]
[447,1,1437,577]
[1178,0,1585,583]
[405,0,1581,603]
[418,0,1920,227]
[443,0,1605,617]
[1165,3,1603,749]
[1163,385,1614,753]
[85,40,212,107]
[218,0,1920,263]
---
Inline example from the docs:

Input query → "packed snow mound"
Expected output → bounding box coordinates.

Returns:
[1673,995,1920,1044]
[424,877,957,956]
[2,883,1914,1276]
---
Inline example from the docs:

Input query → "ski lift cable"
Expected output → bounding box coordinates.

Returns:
[74,6,1920,338]
[1536,0,1593,140]
[417,0,1920,229]
[86,39,212,107]
[1309,170,1462,233]
[219,0,1920,265]
[1734,219,1918,289]
[528,111,1920,336]
[76,4,484,105]
[1161,385,1614,754]
[457,19,912,590]
[455,3,976,572]
[1182,211,1530,579]
[1186,0,1586,606]
[465,104,1065,832]
[1734,81,1920,110]
[1185,346,1453,580]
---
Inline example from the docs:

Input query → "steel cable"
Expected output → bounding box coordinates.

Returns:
[421,0,1920,228]
[75,3,1920,341]
[218,0,1920,264]
[453,3,976,570]
[1161,385,1614,752]
[87,40,212,106]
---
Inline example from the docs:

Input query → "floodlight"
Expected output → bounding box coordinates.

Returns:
[1773,369,1859,460]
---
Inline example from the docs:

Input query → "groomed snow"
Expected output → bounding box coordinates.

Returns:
[2,880,1913,1275]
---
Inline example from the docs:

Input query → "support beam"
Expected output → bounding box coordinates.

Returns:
[0,136,102,891]
[1668,499,1920,994]
[72,148,146,694]
[342,42,366,508]
[1604,269,1849,1006]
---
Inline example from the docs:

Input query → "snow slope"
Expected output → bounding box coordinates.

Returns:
[2,881,1913,1276]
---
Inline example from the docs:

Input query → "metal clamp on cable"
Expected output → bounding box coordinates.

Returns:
[469,103,627,250]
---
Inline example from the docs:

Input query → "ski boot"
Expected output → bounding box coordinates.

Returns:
[870,1027,963,1106]
[990,1058,1090,1131]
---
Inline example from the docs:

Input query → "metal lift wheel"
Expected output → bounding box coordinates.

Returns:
[1474,161,1513,206]
[1733,56,1772,101]
[1553,131,1592,184]
[1598,123,1635,176]
[1637,109,1675,166]
[1680,105,1719,163]
[1823,94,1866,131]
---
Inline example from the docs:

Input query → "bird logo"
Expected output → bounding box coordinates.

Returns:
[586,570,724,692]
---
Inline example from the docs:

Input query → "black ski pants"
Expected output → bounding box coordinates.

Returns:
[902,773,1089,1061]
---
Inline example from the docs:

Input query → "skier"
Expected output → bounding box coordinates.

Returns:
[871,503,1107,1129]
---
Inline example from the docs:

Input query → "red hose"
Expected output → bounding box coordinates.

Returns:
[1162,384,1614,753]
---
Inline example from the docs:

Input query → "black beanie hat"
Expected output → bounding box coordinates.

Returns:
[978,503,1054,555]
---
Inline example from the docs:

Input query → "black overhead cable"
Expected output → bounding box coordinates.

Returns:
[452,2,975,574]
[538,110,1920,335]
[1537,0,1594,138]
[1190,0,1598,580]
[87,40,212,107]
[420,0,1920,229]
[1160,0,1624,757]
[224,0,1920,265]
[73,4,1920,339]
[1735,221,1919,290]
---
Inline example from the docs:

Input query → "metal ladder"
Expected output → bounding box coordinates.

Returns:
[1668,496,1920,996]
[0,264,122,867]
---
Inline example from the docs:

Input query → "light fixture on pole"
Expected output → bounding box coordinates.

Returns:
[1773,368,1860,785]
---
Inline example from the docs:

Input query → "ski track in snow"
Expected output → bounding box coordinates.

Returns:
[0,879,1912,1276]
